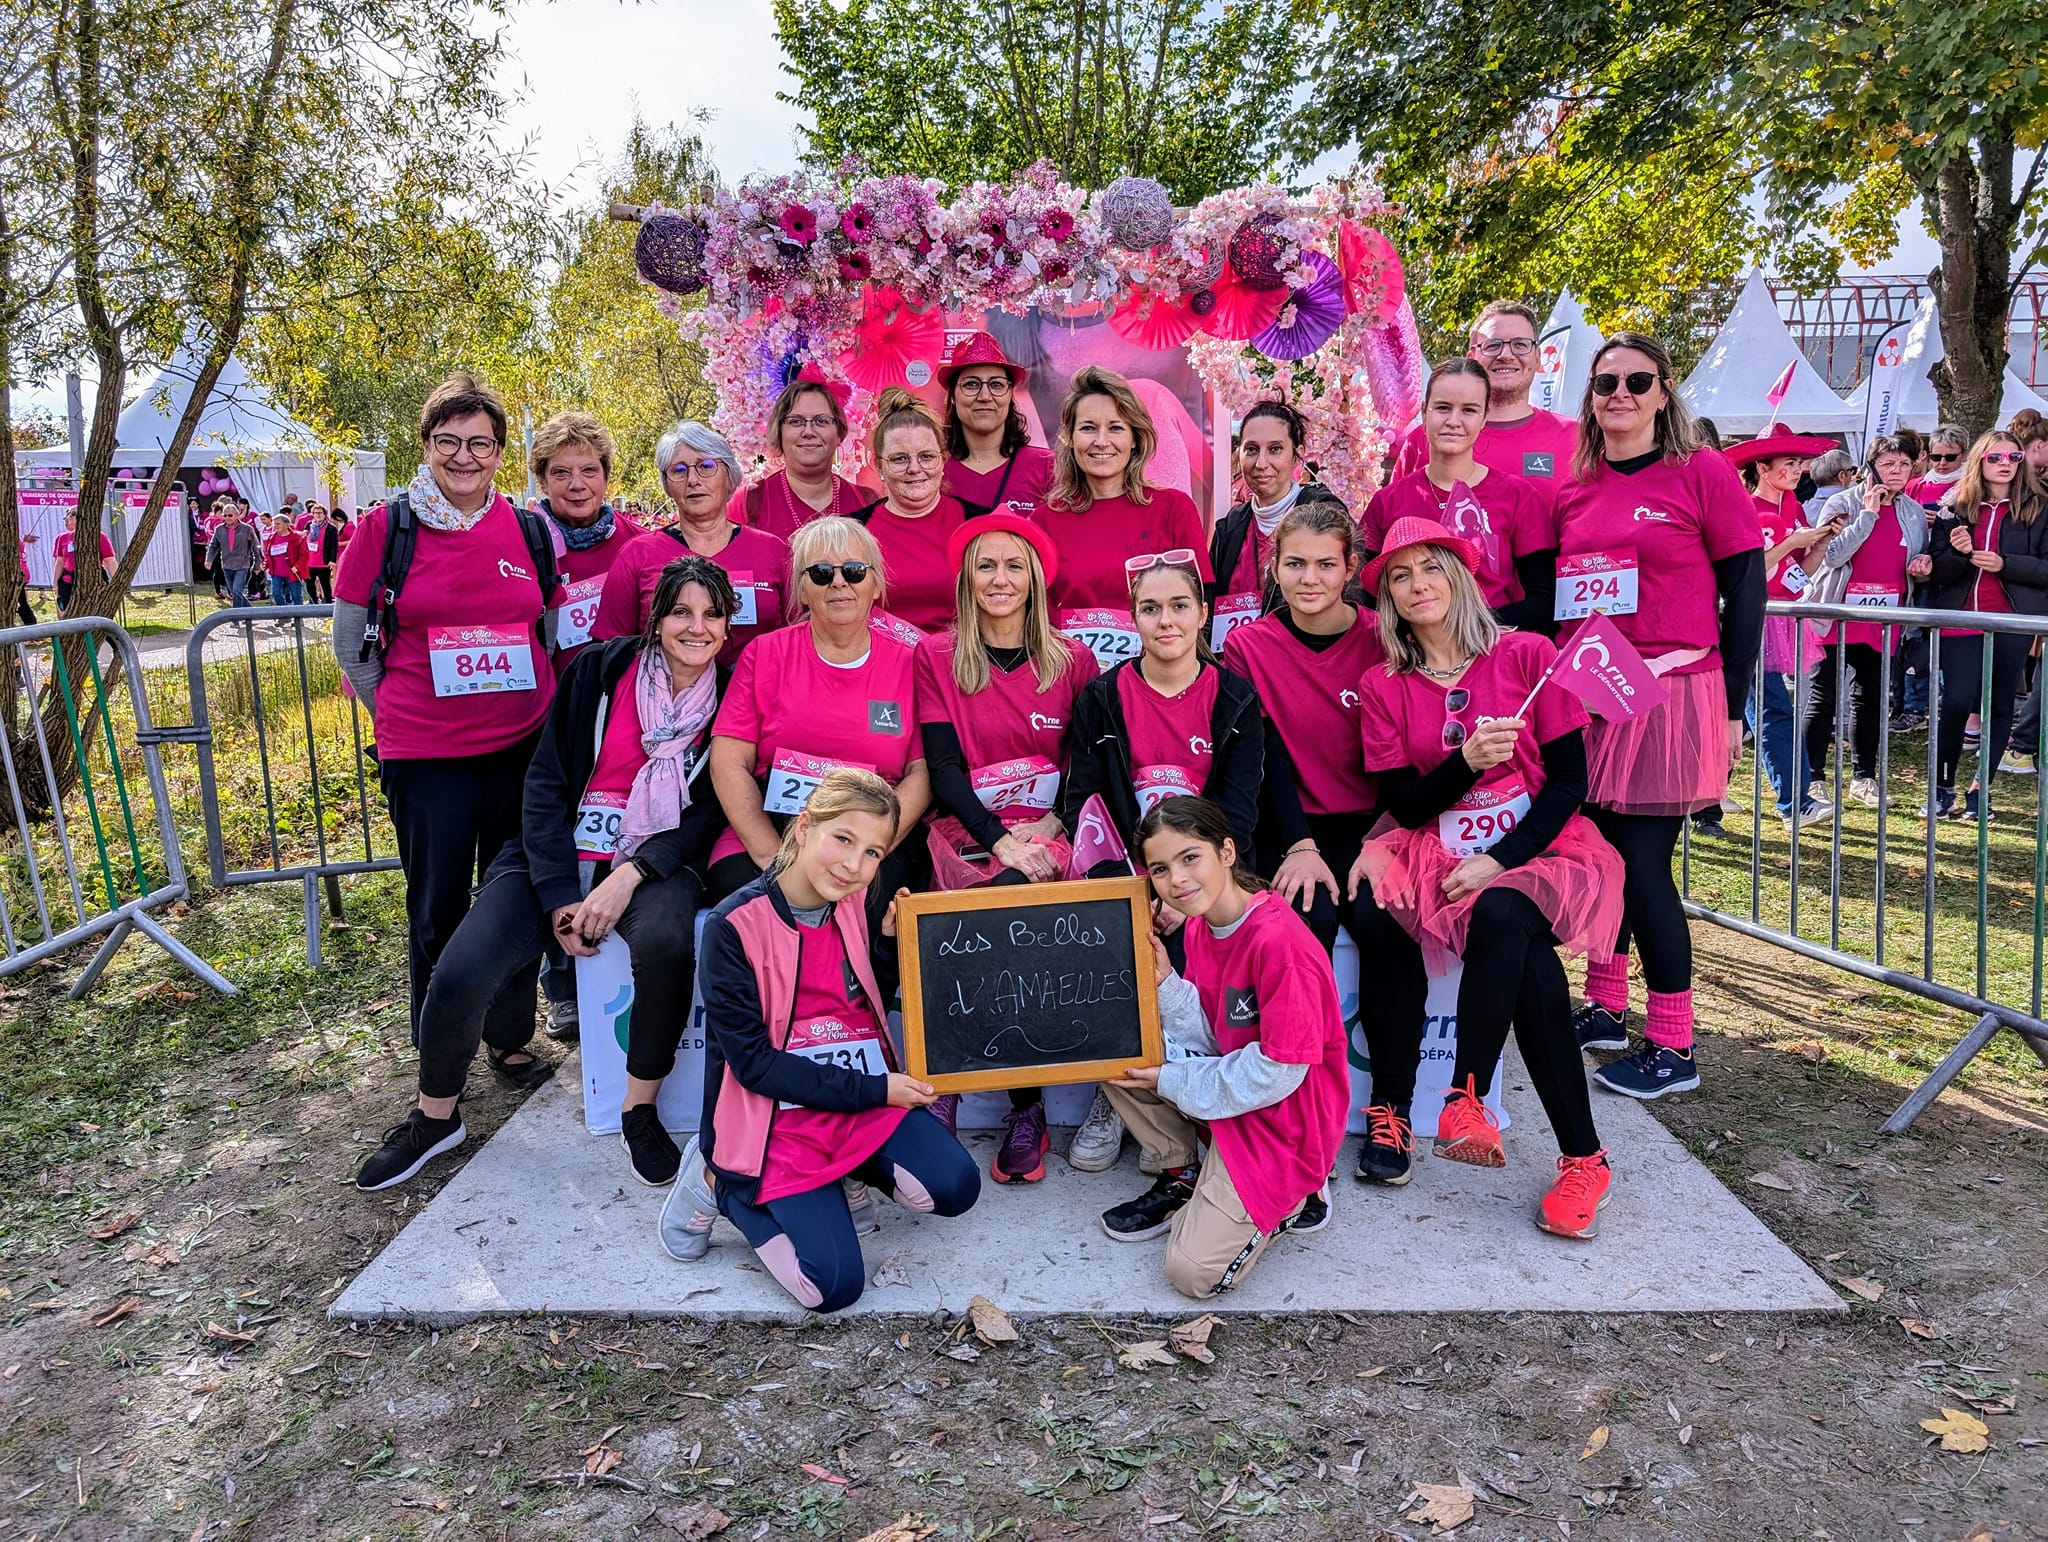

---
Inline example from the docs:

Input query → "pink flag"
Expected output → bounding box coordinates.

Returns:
[1064,794,1131,879]
[1765,359,1797,408]
[1550,613,1669,721]
[1442,479,1504,576]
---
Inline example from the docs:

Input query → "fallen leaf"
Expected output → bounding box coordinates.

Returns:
[1404,1481,1477,1533]
[584,1448,622,1477]
[940,1343,981,1362]
[1116,1339,1177,1370]
[1678,1425,1694,1445]
[966,1295,1017,1345]
[1835,1276,1883,1301]
[1897,1317,1941,1340]
[1920,1407,1990,1454]
[87,1212,141,1242]
[799,1462,848,1485]
[1143,1514,1183,1527]
[657,1500,731,1540]
[200,1322,260,1348]
[1786,1039,1829,1063]
[1168,1312,1222,1365]
[89,1297,140,1328]
[1747,1172,1795,1192]
[850,1516,936,1542]
[122,1241,180,1268]
[870,1256,910,1290]
[1580,1425,1610,1461]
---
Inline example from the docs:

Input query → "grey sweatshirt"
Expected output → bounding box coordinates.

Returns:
[1152,909,1309,1121]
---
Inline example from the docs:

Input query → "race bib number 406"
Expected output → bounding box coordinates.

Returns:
[428,625,538,696]
[1554,551,1639,621]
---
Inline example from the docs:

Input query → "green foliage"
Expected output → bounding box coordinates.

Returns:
[773,0,1324,199]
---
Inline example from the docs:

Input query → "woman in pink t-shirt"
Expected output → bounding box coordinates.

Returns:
[1092,796,1347,1286]
[915,513,1100,1181]
[1033,366,1214,639]
[939,330,1055,518]
[727,370,868,541]
[853,389,975,633]
[530,411,645,672]
[1221,499,1383,956]
[707,516,932,922]
[332,374,563,1042]
[354,558,737,1193]
[1553,333,1764,1102]
[660,770,979,1312]
[1362,358,1558,631]
[1348,516,1620,1236]
[594,421,791,666]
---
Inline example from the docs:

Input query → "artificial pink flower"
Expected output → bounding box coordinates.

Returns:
[838,252,873,282]
[778,205,816,244]
[1040,209,1075,242]
[840,203,873,242]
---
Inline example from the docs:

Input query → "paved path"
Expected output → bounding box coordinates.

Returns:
[334,1050,1841,1324]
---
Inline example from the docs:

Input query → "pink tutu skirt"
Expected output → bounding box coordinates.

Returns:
[1362,812,1625,976]
[1585,666,1731,816]
[926,817,1072,892]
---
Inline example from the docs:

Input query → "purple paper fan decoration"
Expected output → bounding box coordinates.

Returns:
[1228,213,1289,290]
[635,211,710,294]
[1251,251,1344,359]
[1098,175,1175,251]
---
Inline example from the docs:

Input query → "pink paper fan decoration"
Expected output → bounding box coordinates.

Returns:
[837,285,945,392]
[1362,294,1428,431]
[1196,261,1285,342]
[1251,251,1344,359]
[1108,286,1200,350]
[1337,221,1404,324]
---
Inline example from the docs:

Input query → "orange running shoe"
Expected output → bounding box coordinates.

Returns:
[1537,1151,1613,1239]
[1432,1078,1505,1167]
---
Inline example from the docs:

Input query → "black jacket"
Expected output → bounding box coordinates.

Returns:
[506,636,730,913]
[1207,482,1350,612]
[1059,659,1265,857]
[1926,500,2048,618]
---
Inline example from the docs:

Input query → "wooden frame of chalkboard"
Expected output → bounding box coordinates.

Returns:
[896,876,1164,1093]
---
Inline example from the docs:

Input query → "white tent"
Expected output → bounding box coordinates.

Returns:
[1841,295,2048,431]
[19,334,386,515]
[1680,269,1859,437]
[1532,288,1604,416]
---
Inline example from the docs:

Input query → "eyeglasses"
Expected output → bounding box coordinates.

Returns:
[428,433,501,459]
[1929,451,1962,464]
[783,414,839,433]
[668,458,727,480]
[1441,688,1471,749]
[1473,338,1536,359]
[956,376,1012,397]
[1983,451,2024,466]
[1591,371,1659,398]
[1124,548,1198,577]
[803,560,872,587]
[881,451,943,473]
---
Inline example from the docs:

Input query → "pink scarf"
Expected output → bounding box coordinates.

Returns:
[616,650,720,860]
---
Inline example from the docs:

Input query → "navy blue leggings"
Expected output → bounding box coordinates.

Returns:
[717,1108,979,1313]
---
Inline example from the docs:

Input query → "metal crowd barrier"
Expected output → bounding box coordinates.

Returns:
[0,617,232,996]
[1682,599,2048,1131]
[174,605,397,966]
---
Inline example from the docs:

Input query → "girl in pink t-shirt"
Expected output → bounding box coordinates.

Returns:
[1552,334,1765,1102]
[1090,796,1348,1291]
[1348,516,1619,1238]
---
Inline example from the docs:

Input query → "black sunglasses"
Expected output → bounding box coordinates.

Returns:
[1592,370,1659,397]
[803,560,872,587]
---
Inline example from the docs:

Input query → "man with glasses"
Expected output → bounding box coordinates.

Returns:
[1392,301,1580,495]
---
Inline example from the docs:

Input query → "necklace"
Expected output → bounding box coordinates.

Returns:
[1418,656,1470,680]
[780,468,844,528]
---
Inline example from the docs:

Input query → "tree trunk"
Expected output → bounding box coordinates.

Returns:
[1926,138,2014,437]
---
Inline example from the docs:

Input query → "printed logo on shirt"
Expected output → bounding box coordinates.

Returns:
[1522,451,1556,478]
[869,699,905,735]
[842,956,865,1003]
[1028,711,1065,731]
[1224,986,1260,1026]
[497,557,533,581]
[1188,733,1212,755]
[1631,505,1672,524]
[1339,688,1361,708]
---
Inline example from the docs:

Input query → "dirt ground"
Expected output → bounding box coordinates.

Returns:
[2,873,2046,1541]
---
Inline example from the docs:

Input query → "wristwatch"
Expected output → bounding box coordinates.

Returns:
[629,855,659,882]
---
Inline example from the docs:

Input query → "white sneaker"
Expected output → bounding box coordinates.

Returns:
[1784,800,1834,830]
[843,1178,879,1236]
[1067,1088,1126,1172]
[1848,777,1886,808]
[1720,795,1745,814]
[658,1136,718,1262]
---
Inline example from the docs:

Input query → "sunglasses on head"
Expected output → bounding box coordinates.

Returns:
[1983,451,2024,466]
[803,560,871,587]
[1124,548,1198,577]
[1441,688,1471,749]
[1591,370,1659,398]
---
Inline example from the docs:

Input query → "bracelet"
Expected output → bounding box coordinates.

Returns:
[1284,840,1317,856]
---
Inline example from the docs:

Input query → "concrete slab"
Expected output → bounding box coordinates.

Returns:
[334,1053,1843,1324]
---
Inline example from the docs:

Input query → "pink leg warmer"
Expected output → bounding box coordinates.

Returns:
[1644,988,1695,1052]
[1584,953,1630,1014]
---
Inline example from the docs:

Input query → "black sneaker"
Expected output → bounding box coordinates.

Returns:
[1100,1167,1196,1241]
[1574,1003,1631,1053]
[545,997,580,1042]
[1689,813,1730,839]
[1284,1184,1332,1233]
[355,1109,465,1191]
[1354,1103,1414,1186]
[620,1104,681,1186]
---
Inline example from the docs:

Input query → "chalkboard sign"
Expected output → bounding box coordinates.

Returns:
[897,876,1164,1092]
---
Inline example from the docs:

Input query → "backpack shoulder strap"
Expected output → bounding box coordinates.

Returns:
[513,502,561,653]
[358,494,417,662]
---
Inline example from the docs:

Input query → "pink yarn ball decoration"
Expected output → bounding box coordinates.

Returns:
[1227,214,1289,291]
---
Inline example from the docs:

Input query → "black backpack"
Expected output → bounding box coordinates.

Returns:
[358,493,560,661]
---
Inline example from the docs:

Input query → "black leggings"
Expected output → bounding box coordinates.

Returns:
[1452,889,1600,1157]
[1257,809,1372,957]
[1805,640,1888,781]
[416,860,704,1098]
[1350,883,1429,1111]
[1585,807,1689,994]
[306,568,334,604]
[1935,630,2031,789]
